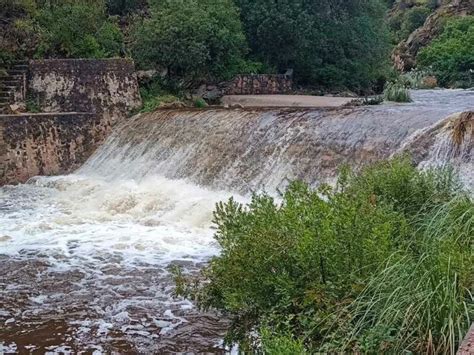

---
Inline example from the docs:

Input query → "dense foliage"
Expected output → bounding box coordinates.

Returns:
[389,5,432,43]
[35,0,123,58]
[175,158,473,353]
[235,0,391,92]
[0,0,124,61]
[417,16,474,88]
[129,0,248,84]
[0,0,470,93]
[0,0,37,66]
[387,0,439,44]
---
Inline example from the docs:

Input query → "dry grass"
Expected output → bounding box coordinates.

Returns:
[451,111,473,147]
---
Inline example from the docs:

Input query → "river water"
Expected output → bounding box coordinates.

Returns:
[0,90,473,353]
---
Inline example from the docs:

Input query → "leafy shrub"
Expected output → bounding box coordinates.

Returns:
[25,96,41,113]
[130,0,248,84]
[384,81,412,102]
[417,16,474,88]
[400,6,431,40]
[401,68,437,89]
[194,98,208,108]
[140,94,180,113]
[0,0,38,61]
[35,1,123,58]
[174,158,472,353]
[235,0,390,92]
[260,328,307,355]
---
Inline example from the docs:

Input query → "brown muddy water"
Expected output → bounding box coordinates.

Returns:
[1,90,473,353]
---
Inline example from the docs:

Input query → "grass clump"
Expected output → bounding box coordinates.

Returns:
[138,77,183,113]
[384,81,412,102]
[194,98,208,108]
[174,157,473,354]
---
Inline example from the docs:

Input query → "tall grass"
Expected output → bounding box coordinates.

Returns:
[384,81,412,102]
[343,254,472,353]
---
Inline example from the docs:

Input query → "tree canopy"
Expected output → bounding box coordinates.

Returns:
[235,0,390,91]
[130,0,249,83]
[417,16,474,87]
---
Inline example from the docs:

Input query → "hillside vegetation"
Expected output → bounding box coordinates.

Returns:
[1,0,472,95]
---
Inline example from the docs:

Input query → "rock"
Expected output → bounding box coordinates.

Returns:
[0,235,12,242]
[159,101,186,109]
[194,84,224,104]
[421,76,438,88]
[9,103,26,114]
[136,69,158,81]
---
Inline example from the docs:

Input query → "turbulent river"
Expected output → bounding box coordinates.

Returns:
[0,90,473,353]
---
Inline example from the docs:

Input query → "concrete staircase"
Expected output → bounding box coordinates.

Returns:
[0,60,28,114]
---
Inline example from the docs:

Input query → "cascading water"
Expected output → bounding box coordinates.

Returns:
[0,89,473,353]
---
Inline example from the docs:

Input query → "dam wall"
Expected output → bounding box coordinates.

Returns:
[0,113,109,185]
[78,90,474,194]
[28,59,142,122]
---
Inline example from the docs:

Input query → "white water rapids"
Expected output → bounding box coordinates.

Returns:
[0,90,473,353]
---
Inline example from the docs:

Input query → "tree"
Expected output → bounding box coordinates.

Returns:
[129,0,248,83]
[35,0,123,58]
[417,16,474,87]
[106,0,147,16]
[234,0,390,92]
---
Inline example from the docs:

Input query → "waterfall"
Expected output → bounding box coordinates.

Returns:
[78,90,474,194]
[398,111,473,189]
[0,89,472,352]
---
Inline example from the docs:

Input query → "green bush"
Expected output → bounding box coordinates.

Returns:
[384,81,412,102]
[417,16,474,88]
[194,98,208,108]
[401,7,431,40]
[234,0,390,93]
[130,0,248,84]
[35,1,123,58]
[175,158,473,353]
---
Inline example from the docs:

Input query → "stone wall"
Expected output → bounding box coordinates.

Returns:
[0,113,109,185]
[224,74,293,95]
[28,59,142,122]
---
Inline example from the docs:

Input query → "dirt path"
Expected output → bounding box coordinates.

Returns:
[222,94,355,108]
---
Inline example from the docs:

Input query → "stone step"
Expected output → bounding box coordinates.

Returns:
[0,80,21,87]
[0,85,18,92]
[0,91,12,98]
[6,70,27,76]
[0,75,23,81]
[11,64,28,70]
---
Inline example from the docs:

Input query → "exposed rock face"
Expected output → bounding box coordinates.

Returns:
[0,113,110,185]
[28,59,142,123]
[392,0,474,72]
[458,323,474,355]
